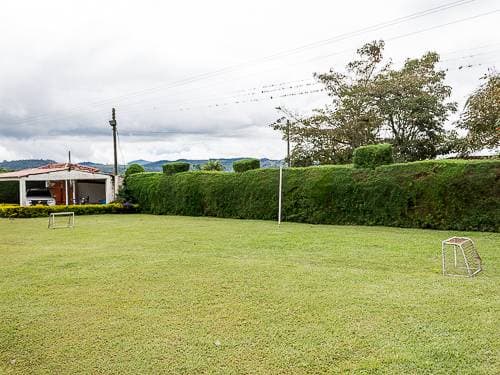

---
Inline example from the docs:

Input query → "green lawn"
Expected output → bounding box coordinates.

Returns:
[0,215,498,374]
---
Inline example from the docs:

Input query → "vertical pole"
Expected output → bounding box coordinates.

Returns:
[278,165,283,225]
[286,120,291,168]
[65,180,69,206]
[67,150,72,205]
[110,108,118,200]
[441,242,446,276]
[111,108,118,177]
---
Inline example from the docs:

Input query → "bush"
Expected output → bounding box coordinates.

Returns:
[233,158,260,172]
[0,203,138,218]
[353,143,394,169]
[127,160,500,232]
[163,162,190,175]
[125,163,145,177]
[201,160,224,171]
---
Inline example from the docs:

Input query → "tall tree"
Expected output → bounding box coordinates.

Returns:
[271,41,457,164]
[272,41,386,165]
[458,72,500,152]
[371,52,457,161]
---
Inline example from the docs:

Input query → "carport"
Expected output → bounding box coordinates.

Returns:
[0,163,114,206]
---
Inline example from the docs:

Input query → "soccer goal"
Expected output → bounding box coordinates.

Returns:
[441,237,482,277]
[48,212,75,229]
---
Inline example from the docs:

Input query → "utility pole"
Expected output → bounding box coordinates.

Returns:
[109,108,118,197]
[286,120,291,167]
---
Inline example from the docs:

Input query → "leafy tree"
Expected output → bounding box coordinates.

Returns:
[271,40,457,164]
[118,164,145,202]
[201,160,224,171]
[372,52,457,161]
[124,163,145,177]
[458,72,500,152]
[272,41,386,165]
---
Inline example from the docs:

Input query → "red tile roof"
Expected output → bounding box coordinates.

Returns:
[0,163,103,179]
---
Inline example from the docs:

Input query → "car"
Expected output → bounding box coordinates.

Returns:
[26,188,56,206]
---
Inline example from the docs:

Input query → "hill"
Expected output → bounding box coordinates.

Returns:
[141,158,282,172]
[0,158,282,173]
[0,159,55,171]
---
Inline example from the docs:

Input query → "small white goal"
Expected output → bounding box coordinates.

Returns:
[441,237,482,277]
[48,212,75,229]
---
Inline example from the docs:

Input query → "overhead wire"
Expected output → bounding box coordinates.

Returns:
[6,0,480,126]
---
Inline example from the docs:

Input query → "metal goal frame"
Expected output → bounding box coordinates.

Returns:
[48,212,75,229]
[441,237,482,277]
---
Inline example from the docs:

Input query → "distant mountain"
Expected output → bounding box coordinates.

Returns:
[0,158,282,174]
[142,158,282,172]
[79,162,127,174]
[128,159,151,166]
[0,159,55,171]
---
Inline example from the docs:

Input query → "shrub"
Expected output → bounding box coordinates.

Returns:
[125,163,145,177]
[163,162,190,175]
[0,203,138,218]
[127,160,500,232]
[353,143,394,169]
[233,158,260,172]
[201,160,224,171]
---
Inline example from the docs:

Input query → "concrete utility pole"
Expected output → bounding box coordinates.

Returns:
[109,108,118,198]
[109,108,118,176]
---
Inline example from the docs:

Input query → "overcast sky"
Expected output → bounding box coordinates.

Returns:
[0,0,498,163]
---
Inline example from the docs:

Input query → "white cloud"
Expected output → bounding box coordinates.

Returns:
[0,0,498,162]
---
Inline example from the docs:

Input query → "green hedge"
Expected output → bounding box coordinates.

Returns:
[0,181,19,203]
[127,160,500,232]
[0,203,138,218]
[353,143,394,169]
[163,162,190,175]
[233,158,260,172]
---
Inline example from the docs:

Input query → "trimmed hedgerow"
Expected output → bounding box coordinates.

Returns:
[127,159,500,232]
[233,158,260,173]
[0,203,138,218]
[0,181,19,203]
[163,162,190,175]
[353,143,394,169]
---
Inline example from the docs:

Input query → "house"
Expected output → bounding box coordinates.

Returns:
[0,163,116,206]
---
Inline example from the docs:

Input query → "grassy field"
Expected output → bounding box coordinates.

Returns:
[0,215,498,374]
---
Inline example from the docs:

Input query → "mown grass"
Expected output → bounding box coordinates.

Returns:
[0,214,498,374]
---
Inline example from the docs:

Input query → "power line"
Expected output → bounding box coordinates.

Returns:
[7,0,479,126]
[307,9,500,63]
[8,41,499,135]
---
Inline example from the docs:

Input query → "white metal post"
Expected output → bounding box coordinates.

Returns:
[441,241,446,275]
[19,178,27,206]
[65,180,69,206]
[278,165,283,225]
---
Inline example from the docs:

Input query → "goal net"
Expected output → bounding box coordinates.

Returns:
[441,237,482,277]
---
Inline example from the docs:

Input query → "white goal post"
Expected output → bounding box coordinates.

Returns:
[441,237,482,277]
[48,212,75,229]
[278,165,283,225]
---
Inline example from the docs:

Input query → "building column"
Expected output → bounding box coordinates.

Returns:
[19,178,27,206]
[105,178,113,204]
